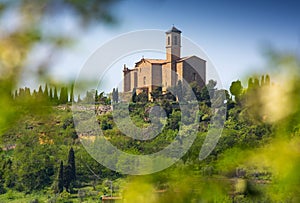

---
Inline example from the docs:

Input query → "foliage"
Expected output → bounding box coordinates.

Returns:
[230,80,243,101]
[58,161,64,193]
[0,1,300,200]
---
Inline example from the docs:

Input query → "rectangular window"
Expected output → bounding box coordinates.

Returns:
[174,36,177,45]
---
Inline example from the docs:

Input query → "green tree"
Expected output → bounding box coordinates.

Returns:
[136,91,148,103]
[207,80,217,98]
[265,74,270,86]
[59,87,69,104]
[84,90,94,103]
[38,85,43,98]
[166,110,181,130]
[64,164,72,192]
[77,94,82,103]
[53,87,59,104]
[230,80,243,101]
[44,84,49,98]
[58,161,64,193]
[253,78,260,88]
[162,100,173,117]
[151,86,163,101]
[176,80,183,101]
[260,75,265,86]
[190,81,202,101]
[95,89,99,103]
[11,133,55,192]
[116,88,119,103]
[67,147,76,183]
[248,77,254,90]
[132,88,137,103]
[112,88,119,103]
[70,84,74,103]
[49,87,53,100]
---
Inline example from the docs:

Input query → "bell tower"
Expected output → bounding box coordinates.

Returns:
[166,26,181,62]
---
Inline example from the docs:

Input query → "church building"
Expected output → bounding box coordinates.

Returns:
[123,26,206,99]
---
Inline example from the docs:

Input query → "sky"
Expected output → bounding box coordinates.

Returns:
[21,0,300,92]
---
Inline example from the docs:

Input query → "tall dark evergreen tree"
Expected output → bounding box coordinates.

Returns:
[132,88,137,103]
[44,84,49,97]
[265,74,270,86]
[176,80,183,101]
[38,85,43,98]
[25,87,31,98]
[64,164,72,192]
[248,78,254,90]
[206,80,217,99]
[95,90,98,103]
[58,161,64,193]
[67,147,76,182]
[53,87,58,104]
[59,87,68,104]
[33,89,38,99]
[49,87,53,100]
[14,90,18,99]
[253,78,260,88]
[70,84,74,103]
[261,75,265,86]
[151,86,162,101]
[112,88,116,103]
[77,94,81,103]
[115,88,119,103]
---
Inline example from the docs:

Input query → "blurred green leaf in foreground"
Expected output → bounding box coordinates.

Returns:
[0,0,119,132]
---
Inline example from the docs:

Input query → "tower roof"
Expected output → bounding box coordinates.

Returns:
[166,26,182,34]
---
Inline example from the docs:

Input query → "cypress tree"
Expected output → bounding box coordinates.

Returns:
[59,87,69,104]
[59,87,64,104]
[14,90,18,99]
[77,94,81,103]
[38,85,43,97]
[70,84,74,103]
[67,147,76,182]
[64,165,71,192]
[44,84,49,97]
[253,78,260,88]
[132,88,137,103]
[49,87,53,100]
[261,75,265,86]
[115,88,119,103]
[176,80,183,101]
[112,88,116,103]
[265,74,270,86]
[248,78,254,90]
[25,87,31,98]
[58,161,64,193]
[54,87,58,104]
[33,90,38,99]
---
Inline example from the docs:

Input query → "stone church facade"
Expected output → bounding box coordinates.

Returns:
[123,26,206,99]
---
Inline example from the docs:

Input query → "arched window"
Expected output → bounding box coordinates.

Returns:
[143,76,146,85]
[167,36,170,45]
[174,36,177,45]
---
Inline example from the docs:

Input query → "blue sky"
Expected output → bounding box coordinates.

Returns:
[23,0,300,91]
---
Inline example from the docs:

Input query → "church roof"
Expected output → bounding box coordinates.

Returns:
[134,56,206,68]
[135,58,166,66]
[145,59,166,64]
[166,26,182,34]
[177,55,206,62]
